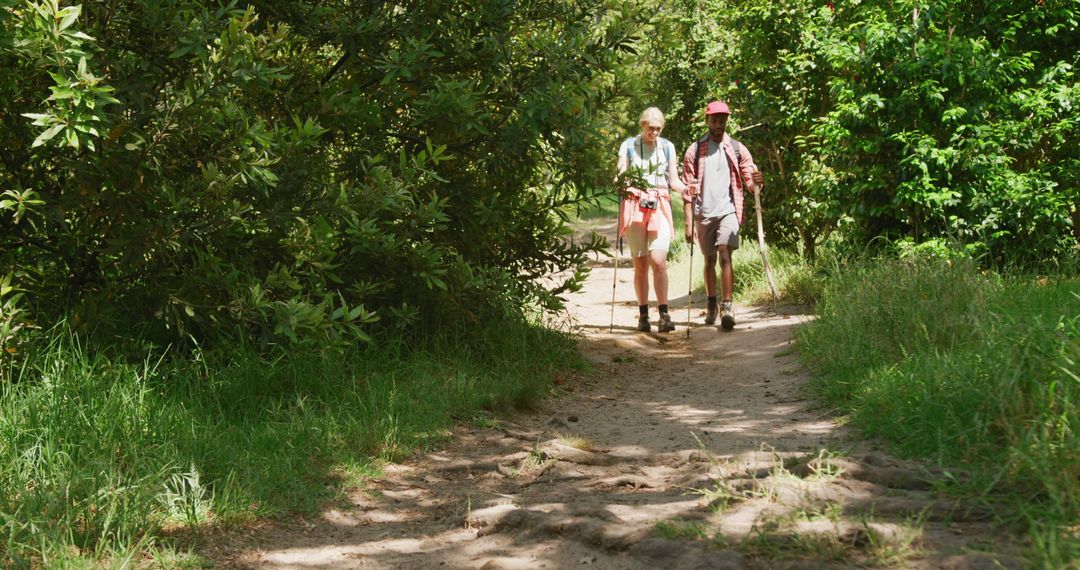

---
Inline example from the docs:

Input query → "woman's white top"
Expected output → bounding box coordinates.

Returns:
[619,136,676,190]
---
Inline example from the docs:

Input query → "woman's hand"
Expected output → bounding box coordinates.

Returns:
[681,176,698,201]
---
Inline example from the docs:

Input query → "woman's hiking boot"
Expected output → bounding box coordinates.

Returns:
[720,301,735,331]
[658,312,675,333]
[637,314,651,332]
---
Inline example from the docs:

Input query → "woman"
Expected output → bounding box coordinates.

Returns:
[616,107,691,333]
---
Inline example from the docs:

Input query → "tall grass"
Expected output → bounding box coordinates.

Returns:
[798,257,1080,565]
[731,246,823,306]
[0,320,582,567]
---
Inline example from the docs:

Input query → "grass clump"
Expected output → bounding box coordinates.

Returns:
[798,256,1080,565]
[0,320,582,566]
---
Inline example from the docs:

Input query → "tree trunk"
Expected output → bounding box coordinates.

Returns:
[797,223,817,262]
[1073,201,1080,245]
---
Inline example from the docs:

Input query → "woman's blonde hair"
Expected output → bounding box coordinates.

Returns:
[639,107,665,127]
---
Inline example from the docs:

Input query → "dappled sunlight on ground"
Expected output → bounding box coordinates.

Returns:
[205,245,1028,569]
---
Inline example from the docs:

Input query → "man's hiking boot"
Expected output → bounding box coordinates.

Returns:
[637,314,651,332]
[720,301,735,331]
[704,304,718,325]
[658,312,675,333]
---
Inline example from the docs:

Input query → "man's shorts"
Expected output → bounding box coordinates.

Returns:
[626,221,671,258]
[697,212,740,256]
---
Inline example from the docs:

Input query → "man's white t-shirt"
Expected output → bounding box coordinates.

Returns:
[698,138,734,219]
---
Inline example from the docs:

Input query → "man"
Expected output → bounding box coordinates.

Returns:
[681,100,763,330]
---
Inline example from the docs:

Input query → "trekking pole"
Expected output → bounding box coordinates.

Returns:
[686,206,695,339]
[609,194,623,333]
[752,169,779,305]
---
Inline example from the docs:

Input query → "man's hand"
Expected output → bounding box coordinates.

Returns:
[750,170,764,191]
[684,224,694,243]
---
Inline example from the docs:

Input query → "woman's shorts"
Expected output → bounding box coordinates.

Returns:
[626,221,671,258]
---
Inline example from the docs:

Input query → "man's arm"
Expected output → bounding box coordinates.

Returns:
[737,140,763,192]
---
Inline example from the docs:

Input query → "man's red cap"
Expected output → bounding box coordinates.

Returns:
[705,101,730,115]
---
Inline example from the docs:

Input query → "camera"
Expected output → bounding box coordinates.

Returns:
[639,196,658,210]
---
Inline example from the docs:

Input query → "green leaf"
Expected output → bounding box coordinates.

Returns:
[31,124,65,147]
[57,5,82,31]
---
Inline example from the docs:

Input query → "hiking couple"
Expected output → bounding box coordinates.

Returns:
[616,101,763,333]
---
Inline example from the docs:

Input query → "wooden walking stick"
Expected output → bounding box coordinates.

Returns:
[752,169,779,305]
[686,205,695,339]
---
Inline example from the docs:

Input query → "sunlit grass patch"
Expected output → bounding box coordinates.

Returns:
[555,433,599,452]
[798,256,1080,565]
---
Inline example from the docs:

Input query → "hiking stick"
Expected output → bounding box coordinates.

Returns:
[752,172,779,305]
[610,195,623,333]
[686,206,695,339]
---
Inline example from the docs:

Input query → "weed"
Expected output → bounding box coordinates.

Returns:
[159,466,214,527]
[739,517,850,562]
[860,515,925,566]
[469,412,500,430]
[693,479,743,513]
[524,440,549,469]
[655,520,709,541]
[555,433,597,452]
[804,448,849,482]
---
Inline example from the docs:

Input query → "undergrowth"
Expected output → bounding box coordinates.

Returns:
[0,320,582,567]
[798,256,1080,566]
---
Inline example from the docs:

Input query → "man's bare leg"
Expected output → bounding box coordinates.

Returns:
[716,246,736,330]
[703,254,718,324]
[703,254,718,297]
[716,246,734,301]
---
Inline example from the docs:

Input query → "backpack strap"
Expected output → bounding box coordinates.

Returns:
[661,138,673,185]
[694,135,709,178]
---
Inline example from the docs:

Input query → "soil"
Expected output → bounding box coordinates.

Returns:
[201,220,1026,569]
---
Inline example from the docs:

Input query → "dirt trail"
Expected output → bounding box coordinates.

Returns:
[207,222,1024,569]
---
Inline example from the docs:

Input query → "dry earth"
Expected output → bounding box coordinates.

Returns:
[202,220,1026,569]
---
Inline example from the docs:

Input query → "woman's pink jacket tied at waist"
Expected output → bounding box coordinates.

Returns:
[618,187,674,239]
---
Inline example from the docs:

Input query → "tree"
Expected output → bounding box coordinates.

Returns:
[0,0,635,350]
[637,0,1078,264]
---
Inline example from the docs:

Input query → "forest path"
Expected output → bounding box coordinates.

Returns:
[206,219,1024,569]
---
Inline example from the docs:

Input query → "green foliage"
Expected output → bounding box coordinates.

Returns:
[0,0,630,347]
[0,320,582,565]
[799,258,1080,565]
[730,246,825,306]
[636,0,1079,265]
